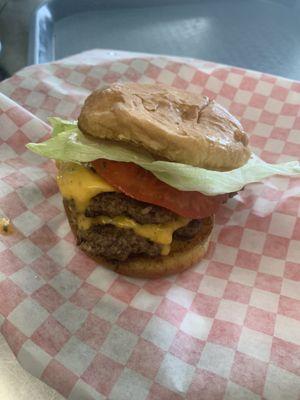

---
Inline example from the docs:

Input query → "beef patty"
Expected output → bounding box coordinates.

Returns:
[78,224,162,261]
[86,192,176,224]
[67,193,203,261]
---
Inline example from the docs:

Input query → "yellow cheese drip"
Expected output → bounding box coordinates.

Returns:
[77,214,189,245]
[161,244,171,255]
[57,163,115,212]
[57,162,189,255]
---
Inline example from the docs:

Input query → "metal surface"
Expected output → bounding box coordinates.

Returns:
[28,0,300,79]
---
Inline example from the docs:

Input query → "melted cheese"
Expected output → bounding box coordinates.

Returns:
[57,163,115,212]
[77,214,188,245]
[57,162,189,254]
[161,244,171,256]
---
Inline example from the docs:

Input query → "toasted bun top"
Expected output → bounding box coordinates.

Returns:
[78,83,250,170]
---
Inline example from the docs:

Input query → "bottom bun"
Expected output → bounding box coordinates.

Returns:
[64,201,214,279]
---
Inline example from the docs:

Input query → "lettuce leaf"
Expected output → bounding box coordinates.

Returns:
[26,118,300,196]
[48,117,78,137]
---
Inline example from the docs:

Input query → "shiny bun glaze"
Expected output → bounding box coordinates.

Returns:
[78,83,251,171]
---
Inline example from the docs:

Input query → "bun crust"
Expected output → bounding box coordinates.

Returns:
[64,201,213,279]
[78,83,250,171]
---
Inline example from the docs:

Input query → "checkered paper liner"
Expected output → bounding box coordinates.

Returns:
[0,49,300,400]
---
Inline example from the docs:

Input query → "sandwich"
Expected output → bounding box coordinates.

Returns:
[27,83,300,278]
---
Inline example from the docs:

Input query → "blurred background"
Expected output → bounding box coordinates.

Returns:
[0,0,300,81]
[0,0,41,78]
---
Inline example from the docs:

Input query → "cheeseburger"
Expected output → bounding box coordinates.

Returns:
[27,83,300,278]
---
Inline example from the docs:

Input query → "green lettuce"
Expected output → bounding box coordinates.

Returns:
[26,118,300,196]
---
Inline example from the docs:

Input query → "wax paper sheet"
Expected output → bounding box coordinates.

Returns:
[0,49,300,400]
[0,332,64,399]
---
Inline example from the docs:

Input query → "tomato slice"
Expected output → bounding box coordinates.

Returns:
[92,159,228,219]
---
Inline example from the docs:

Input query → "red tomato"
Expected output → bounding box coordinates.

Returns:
[92,159,228,219]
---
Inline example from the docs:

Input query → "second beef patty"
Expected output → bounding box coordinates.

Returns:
[68,192,203,261]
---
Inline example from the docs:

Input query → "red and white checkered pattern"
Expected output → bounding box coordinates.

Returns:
[0,49,300,399]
